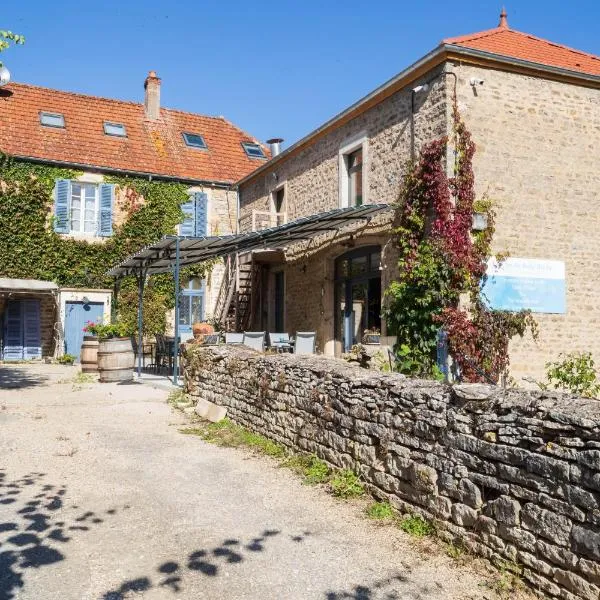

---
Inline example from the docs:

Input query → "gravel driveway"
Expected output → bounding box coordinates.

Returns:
[0,363,523,600]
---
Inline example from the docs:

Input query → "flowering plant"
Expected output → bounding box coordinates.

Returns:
[83,320,131,339]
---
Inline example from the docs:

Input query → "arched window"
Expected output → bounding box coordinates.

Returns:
[334,246,381,352]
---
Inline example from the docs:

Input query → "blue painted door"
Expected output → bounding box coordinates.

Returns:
[64,301,104,360]
[2,300,42,361]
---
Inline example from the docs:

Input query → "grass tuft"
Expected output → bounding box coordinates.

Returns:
[282,454,331,484]
[365,501,394,520]
[398,514,434,537]
[330,469,365,499]
[167,388,187,405]
[180,419,286,458]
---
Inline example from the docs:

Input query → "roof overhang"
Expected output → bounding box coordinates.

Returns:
[0,278,59,293]
[236,43,600,189]
[108,204,393,278]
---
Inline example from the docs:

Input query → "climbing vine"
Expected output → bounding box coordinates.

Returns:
[0,155,215,334]
[385,111,536,383]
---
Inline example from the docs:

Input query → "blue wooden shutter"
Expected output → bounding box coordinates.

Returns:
[3,301,23,361]
[180,198,195,236]
[98,183,114,237]
[54,179,71,233]
[194,192,208,236]
[22,300,41,360]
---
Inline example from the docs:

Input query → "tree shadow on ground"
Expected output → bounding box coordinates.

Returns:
[102,528,308,599]
[325,573,446,600]
[0,366,49,390]
[0,469,120,600]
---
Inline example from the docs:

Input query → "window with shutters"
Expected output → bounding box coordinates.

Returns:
[179,192,208,237]
[53,180,114,237]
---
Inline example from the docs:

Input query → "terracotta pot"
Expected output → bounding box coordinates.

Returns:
[192,322,214,339]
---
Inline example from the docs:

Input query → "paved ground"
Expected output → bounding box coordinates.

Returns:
[0,363,521,600]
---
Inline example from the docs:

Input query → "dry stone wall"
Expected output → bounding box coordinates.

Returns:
[184,346,600,600]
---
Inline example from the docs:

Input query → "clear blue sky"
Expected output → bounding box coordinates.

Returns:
[3,0,599,146]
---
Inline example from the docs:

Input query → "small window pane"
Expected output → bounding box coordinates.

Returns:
[40,112,65,128]
[182,132,207,149]
[103,122,126,137]
[242,142,266,159]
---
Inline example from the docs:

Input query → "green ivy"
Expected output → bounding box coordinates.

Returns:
[0,155,215,334]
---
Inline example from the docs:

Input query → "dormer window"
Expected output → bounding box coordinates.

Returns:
[103,122,127,137]
[241,142,266,159]
[40,112,65,128]
[182,132,207,149]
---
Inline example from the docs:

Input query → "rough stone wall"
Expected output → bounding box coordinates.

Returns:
[185,346,600,600]
[238,65,448,232]
[450,63,600,383]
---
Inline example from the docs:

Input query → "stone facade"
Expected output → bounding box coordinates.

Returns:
[452,62,600,381]
[185,345,600,600]
[237,60,600,382]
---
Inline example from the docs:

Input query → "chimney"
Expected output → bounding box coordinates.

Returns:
[144,70,161,120]
[266,138,284,157]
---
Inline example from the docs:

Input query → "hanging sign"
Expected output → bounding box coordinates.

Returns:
[481,257,566,314]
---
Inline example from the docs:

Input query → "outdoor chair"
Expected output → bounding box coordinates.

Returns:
[225,332,244,345]
[268,332,293,353]
[294,332,316,355]
[154,333,171,374]
[243,331,266,352]
[130,335,152,370]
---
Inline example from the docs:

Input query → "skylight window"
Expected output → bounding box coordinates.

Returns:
[40,112,65,128]
[182,132,207,149]
[103,122,127,137]
[242,142,266,159]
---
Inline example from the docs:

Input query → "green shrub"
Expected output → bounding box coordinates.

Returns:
[330,469,365,499]
[544,352,600,398]
[398,514,434,537]
[282,454,331,484]
[365,501,394,520]
[57,353,76,365]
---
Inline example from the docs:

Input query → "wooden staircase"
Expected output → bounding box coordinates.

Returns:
[213,253,258,331]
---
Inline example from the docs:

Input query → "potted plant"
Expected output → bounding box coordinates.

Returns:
[191,322,215,345]
[85,321,134,383]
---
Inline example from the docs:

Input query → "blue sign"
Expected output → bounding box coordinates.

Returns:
[481,258,566,314]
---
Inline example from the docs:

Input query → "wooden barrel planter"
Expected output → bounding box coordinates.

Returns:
[97,337,134,383]
[80,335,99,373]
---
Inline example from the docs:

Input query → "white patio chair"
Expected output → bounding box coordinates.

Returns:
[294,332,316,355]
[225,332,244,345]
[268,332,292,352]
[243,331,266,352]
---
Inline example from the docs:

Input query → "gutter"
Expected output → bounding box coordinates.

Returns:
[236,43,600,188]
[10,154,235,189]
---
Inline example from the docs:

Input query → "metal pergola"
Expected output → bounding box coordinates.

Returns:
[107,204,393,384]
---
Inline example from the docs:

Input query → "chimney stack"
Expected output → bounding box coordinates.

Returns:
[144,70,161,120]
[266,138,284,157]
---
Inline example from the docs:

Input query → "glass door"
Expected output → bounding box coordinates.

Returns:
[334,247,381,352]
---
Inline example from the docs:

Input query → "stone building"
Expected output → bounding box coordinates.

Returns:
[0,71,267,360]
[235,11,600,382]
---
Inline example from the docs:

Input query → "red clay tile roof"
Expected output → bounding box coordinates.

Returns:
[0,81,269,183]
[444,17,600,77]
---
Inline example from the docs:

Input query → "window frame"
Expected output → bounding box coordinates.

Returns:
[241,141,266,159]
[338,132,368,208]
[40,111,65,128]
[103,122,127,137]
[182,132,208,150]
[69,182,99,236]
